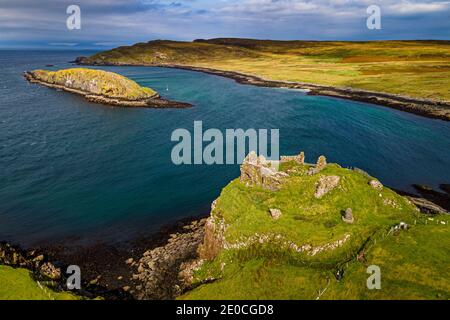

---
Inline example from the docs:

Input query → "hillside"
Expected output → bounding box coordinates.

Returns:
[177,152,450,300]
[81,39,450,103]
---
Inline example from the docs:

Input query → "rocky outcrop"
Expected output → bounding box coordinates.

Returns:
[280,151,305,165]
[369,179,383,190]
[315,175,341,199]
[131,218,206,300]
[240,151,288,191]
[406,197,448,215]
[40,262,62,280]
[0,242,62,281]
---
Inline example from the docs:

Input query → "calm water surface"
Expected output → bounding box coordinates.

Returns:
[1,50,449,246]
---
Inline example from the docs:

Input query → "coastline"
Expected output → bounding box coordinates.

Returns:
[76,59,450,121]
[24,71,192,109]
[1,214,207,300]
[1,182,448,300]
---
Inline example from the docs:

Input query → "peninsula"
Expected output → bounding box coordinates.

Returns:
[76,39,450,120]
[1,152,449,300]
[24,68,192,108]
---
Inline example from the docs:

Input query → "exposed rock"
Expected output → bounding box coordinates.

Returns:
[269,208,282,220]
[314,175,341,199]
[406,196,448,215]
[369,179,383,190]
[316,155,327,171]
[240,151,288,191]
[39,262,61,280]
[178,259,205,286]
[342,208,354,224]
[280,151,305,165]
[33,254,44,262]
[125,258,134,265]
[307,155,327,175]
[132,218,206,300]
[198,216,226,261]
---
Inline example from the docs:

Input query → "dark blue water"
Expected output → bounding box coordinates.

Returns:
[1,50,450,246]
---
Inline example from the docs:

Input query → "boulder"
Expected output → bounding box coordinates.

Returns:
[315,175,340,199]
[269,209,282,220]
[342,208,354,224]
[39,262,61,280]
[369,179,383,190]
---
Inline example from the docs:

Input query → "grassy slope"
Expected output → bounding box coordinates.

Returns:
[180,161,450,300]
[0,266,80,300]
[30,68,157,99]
[86,39,450,101]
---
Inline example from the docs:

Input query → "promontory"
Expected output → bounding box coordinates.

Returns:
[24,68,191,108]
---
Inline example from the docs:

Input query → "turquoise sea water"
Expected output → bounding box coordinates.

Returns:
[1,50,449,246]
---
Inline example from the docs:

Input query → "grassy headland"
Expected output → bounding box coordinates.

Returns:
[79,39,450,119]
[177,154,450,300]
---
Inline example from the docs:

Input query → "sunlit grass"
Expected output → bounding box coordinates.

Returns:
[88,39,450,101]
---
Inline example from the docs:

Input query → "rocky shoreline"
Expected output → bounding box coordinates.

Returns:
[75,58,450,121]
[1,214,207,300]
[24,71,192,109]
[1,179,448,300]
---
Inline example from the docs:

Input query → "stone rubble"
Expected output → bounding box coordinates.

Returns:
[131,218,207,300]
[315,175,341,199]
[307,155,327,175]
[280,151,305,165]
[240,151,288,191]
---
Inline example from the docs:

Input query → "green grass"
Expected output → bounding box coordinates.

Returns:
[0,266,80,300]
[325,215,450,299]
[85,39,450,101]
[210,163,417,265]
[180,161,449,300]
[30,68,158,99]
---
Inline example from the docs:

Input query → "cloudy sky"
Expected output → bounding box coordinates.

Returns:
[1,0,449,48]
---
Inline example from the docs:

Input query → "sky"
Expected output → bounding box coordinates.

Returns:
[0,0,449,49]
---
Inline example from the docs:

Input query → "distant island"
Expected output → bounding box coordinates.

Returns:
[76,38,450,120]
[24,68,192,108]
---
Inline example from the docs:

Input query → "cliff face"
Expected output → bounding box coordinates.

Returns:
[182,152,450,300]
